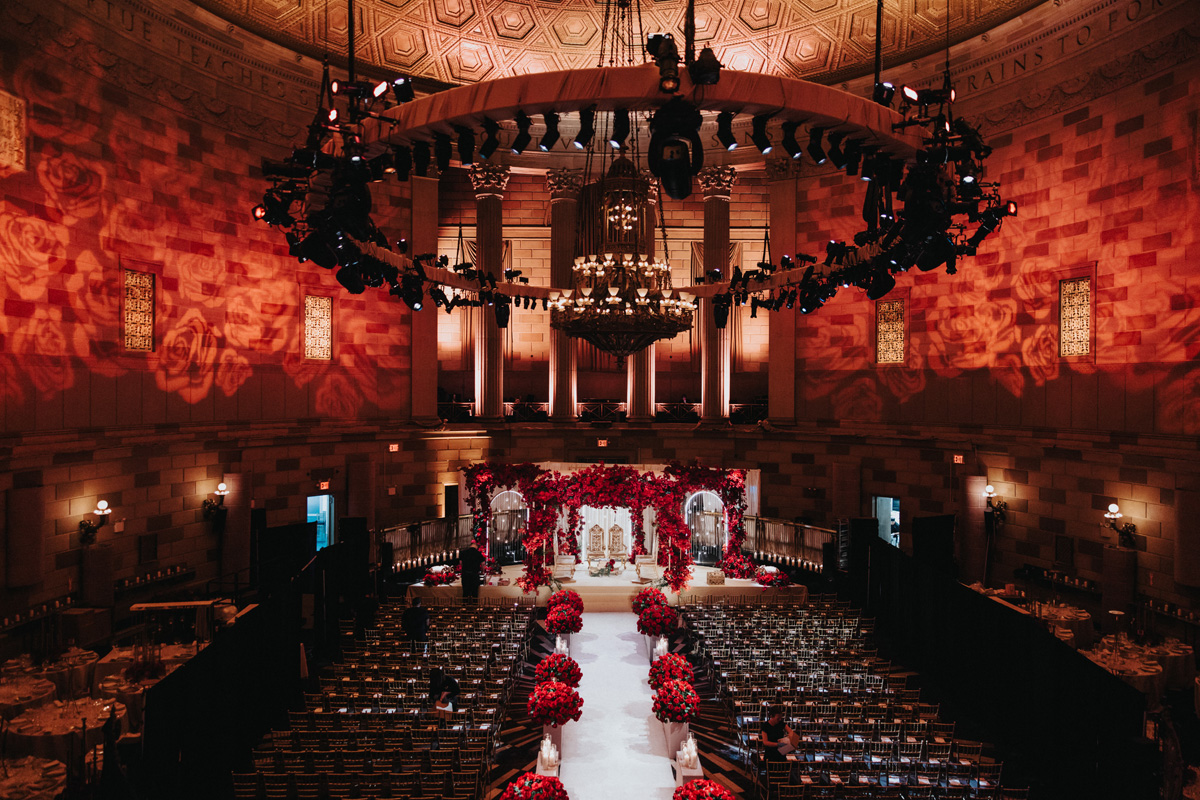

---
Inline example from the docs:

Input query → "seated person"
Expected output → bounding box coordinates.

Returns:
[761,706,797,761]
[429,667,460,719]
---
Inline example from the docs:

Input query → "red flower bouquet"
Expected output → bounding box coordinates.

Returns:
[673,779,734,800]
[546,605,583,634]
[500,772,571,800]
[637,603,677,637]
[648,653,694,691]
[632,587,667,615]
[527,680,584,726]
[423,564,461,586]
[652,679,700,723]
[547,589,584,615]
[754,566,792,588]
[535,653,582,687]
[719,550,756,580]
[482,554,503,576]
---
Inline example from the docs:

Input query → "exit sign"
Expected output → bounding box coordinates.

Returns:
[318,480,330,490]
[388,443,399,452]
[953,454,964,464]
[596,438,609,448]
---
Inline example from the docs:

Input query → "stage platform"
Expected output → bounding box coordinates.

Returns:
[408,564,808,611]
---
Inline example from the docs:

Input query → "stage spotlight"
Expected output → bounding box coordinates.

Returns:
[646,33,680,92]
[865,268,896,300]
[1006,200,1019,216]
[336,266,366,294]
[688,46,722,85]
[300,231,338,269]
[434,133,452,171]
[844,139,861,176]
[827,131,847,169]
[825,240,848,267]
[713,295,731,329]
[540,112,560,152]
[900,84,955,109]
[610,109,630,149]
[716,111,737,151]
[807,128,828,165]
[412,141,431,176]
[371,80,389,100]
[750,115,773,154]
[574,107,596,149]
[429,286,450,310]
[494,296,511,328]
[456,126,476,165]
[873,81,896,106]
[393,76,415,103]
[916,233,956,271]
[326,108,339,124]
[781,121,802,159]
[511,111,532,154]
[480,118,501,159]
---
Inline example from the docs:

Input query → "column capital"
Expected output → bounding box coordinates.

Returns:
[697,166,737,199]
[765,154,799,182]
[545,168,583,200]
[470,162,511,198]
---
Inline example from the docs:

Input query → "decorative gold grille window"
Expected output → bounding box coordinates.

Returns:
[1059,276,1091,357]
[123,269,155,351]
[304,295,333,360]
[0,90,25,173]
[875,299,905,364]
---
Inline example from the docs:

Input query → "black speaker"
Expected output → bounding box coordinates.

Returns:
[912,514,957,575]
[337,518,370,597]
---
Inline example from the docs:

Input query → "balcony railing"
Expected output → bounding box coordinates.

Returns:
[576,401,626,423]
[729,403,768,424]
[654,402,699,422]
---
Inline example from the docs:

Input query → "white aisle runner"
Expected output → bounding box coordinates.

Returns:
[559,612,677,800]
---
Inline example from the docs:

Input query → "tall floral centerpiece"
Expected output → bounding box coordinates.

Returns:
[653,678,700,755]
[535,653,582,688]
[649,653,694,690]
[500,773,571,800]
[637,603,677,637]
[545,605,583,635]
[673,780,735,800]
[632,587,667,615]
[547,590,584,615]
[528,679,584,751]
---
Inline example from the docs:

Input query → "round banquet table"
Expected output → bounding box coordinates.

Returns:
[1037,603,1094,648]
[1052,625,1075,648]
[1,649,100,699]
[96,674,162,732]
[1141,640,1196,690]
[93,642,203,684]
[0,756,67,800]
[6,699,127,762]
[0,675,56,719]
[1083,648,1165,704]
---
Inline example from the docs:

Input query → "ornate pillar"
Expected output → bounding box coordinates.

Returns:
[766,156,798,425]
[546,169,582,421]
[410,173,440,423]
[698,166,735,423]
[471,163,510,420]
[626,184,658,422]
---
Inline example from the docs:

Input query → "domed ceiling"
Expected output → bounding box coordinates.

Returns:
[193,0,1045,88]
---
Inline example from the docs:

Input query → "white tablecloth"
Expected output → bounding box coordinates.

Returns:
[7,699,127,762]
[1083,648,1165,704]
[3,649,98,699]
[0,756,67,800]
[1141,641,1195,690]
[94,642,203,684]
[1036,603,1094,648]
[0,676,56,719]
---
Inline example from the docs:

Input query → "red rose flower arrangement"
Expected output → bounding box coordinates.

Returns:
[482,554,503,576]
[673,779,735,800]
[637,603,677,637]
[423,564,462,586]
[500,772,571,800]
[527,680,584,726]
[648,653,694,691]
[547,589,584,615]
[546,605,583,634]
[535,653,582,688]
[652,679,700,723]
[720,551,756,580]
[632,587,667,615]
[754,566,792,588]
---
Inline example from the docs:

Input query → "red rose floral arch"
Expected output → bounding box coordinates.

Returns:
[461,462,752,592]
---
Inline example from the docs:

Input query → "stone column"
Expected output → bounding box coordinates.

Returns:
[626,185,659,422]
[698,166,736,423]
[546,169,582,421]
[471,163,510,420]
[410,173,440,423]
[766,156,798,425]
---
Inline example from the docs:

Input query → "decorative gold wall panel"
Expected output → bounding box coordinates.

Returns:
[1059,277,1091,357]
[876,299,905,364]
[123,270,155,352]
[0,90,25,173]
[304,295,333,361]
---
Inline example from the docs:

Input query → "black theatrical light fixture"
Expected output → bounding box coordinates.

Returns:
[494,296,511,328]
[412,141,431,176]
[574,107,596,149]
[392,146,412,180]
[716,111,737,151]
[860,154,877,182]
[873,81,895,107]
[480,118,501,159]
[434,133,452,171]
[336,266,366,294]
[807,128,828,165]
[781,121,802,160]
[371,80,389,100]
[429,286,450,309]
[916,233,956,271]
[865,267,896,300]
[750,115,773,154]
[251,203,266,221]
[827,131,847,169]
[511,111,532,154]
[900,84,955,110]
[646,33,681,92]
[844,139,862,176]
[610,109,630,149]
[713,295,731,329]
[456,126,476,165]
[393,76,415,103]
[688,46,722,85]
[785,289,796,309]
[300,231,338,269]
[825,240,848,266]
[540,112,560,152]
[326,108,339,124]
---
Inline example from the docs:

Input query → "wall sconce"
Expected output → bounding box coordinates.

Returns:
[1105,503,1137,548]
[983,485,1007,527]
[79,500,112,546]
[203,482,230,520]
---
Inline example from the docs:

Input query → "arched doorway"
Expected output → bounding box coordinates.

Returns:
[685,490,725,566]
[490,490,528,564]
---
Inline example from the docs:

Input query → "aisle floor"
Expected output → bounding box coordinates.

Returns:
[559,612,677,800]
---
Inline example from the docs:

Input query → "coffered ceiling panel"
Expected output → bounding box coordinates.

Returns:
[194,0,1047,88]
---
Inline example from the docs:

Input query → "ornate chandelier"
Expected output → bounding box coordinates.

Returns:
[550,158,694,364]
